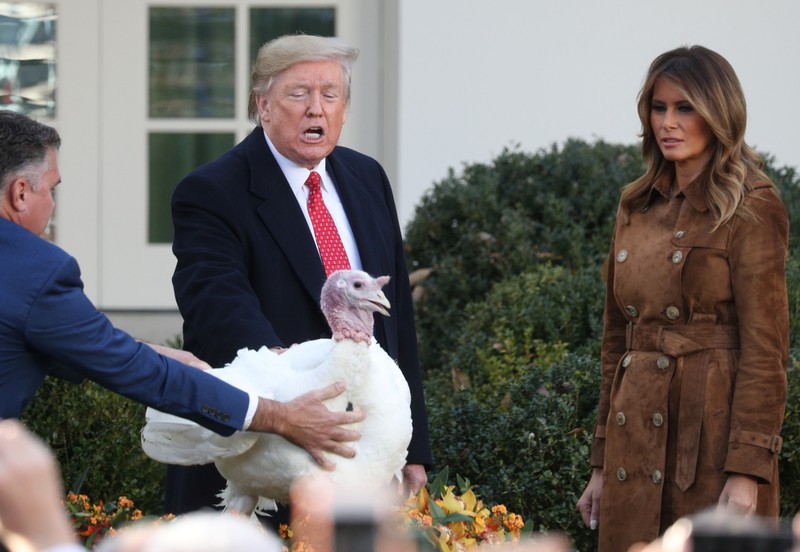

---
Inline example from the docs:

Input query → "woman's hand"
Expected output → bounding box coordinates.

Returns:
[717,474,758,515]
[577,467,603,530]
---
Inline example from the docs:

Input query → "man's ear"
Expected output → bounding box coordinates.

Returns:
[255,94,270,123]
[7,178,29,212]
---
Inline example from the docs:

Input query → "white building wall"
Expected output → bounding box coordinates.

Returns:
[393,0,800,228]
[24,0,800,341]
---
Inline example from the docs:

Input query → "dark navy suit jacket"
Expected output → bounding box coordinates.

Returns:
[166,128,431,514]
[171,127,431,463]
[0,217,248,434]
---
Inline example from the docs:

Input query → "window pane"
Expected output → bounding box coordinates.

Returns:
[249,8,335,67]
[148,132,234,243]
[149,8,234,118]
[0,2,56,118]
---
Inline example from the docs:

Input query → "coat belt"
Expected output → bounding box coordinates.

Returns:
[625,322,740,491]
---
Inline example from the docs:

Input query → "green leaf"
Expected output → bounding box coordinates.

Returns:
[439,512,475,524]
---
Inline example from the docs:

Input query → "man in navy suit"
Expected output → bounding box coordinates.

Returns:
[0,110,364,465]
[167,34,431,515]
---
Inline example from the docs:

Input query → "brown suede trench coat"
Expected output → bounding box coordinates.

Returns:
[590,175,789,552]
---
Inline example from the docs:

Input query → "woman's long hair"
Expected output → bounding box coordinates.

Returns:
[619,45,772,229]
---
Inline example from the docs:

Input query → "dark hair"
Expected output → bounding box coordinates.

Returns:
[0,110,60,193]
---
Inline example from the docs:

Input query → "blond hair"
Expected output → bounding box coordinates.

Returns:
[248,34,358,123]
[620,45,772,229]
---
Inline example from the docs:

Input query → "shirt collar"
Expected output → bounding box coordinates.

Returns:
[262,130,328,194]
[646,169,709,213]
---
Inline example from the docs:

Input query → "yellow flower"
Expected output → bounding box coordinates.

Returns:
[441,487,475,519]
[278,523,294,539]
[118,496,134,509]
[131,509,143,521]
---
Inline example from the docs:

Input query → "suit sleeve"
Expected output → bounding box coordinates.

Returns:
[172,171,285,365]
[377,164,433,466]
[24,255,249,435]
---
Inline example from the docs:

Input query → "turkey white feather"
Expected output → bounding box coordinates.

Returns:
[141,270,413,516]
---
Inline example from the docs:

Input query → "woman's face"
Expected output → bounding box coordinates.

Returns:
[650,78,715,178]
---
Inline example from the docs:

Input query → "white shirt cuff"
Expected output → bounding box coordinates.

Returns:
[242,392,259,430]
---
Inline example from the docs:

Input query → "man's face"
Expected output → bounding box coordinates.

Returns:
[256,59,347,169]
[22,148,60,236]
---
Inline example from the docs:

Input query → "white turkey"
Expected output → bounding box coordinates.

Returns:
[140,269,413,517]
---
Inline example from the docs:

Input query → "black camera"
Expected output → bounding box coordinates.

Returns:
[688,509,794,552]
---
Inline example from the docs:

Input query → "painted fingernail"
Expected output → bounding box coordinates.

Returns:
[590,519,598,530]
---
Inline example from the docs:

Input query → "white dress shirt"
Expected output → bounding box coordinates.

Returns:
[263,131,363,271]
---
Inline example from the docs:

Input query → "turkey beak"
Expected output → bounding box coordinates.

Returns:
[369,291,391,317]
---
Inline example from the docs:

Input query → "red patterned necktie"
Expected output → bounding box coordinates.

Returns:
[306,171,351,276]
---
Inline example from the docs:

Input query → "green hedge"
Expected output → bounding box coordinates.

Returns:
[19,139,800,550]
[22,378,166,515]
[405,140,800,549]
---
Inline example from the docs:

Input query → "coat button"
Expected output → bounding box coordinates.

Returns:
[675,230,685,239]
[666,306,680,320]
[652,469,663,484]
[617,468,627,481]
[616,412,626,426]
[626,305,639,317]
[616,250,628,262]
[656,356,670,370]
[671,251,683,264]
[652,412,664,427]
[622,354,632,367]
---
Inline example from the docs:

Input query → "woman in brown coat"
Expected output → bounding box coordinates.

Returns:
[576,45,789,552]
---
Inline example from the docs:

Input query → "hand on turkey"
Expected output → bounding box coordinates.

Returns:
[251,383,365,470]
[145,342,212,370]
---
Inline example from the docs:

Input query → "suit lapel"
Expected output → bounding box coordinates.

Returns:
[244,129,326,303]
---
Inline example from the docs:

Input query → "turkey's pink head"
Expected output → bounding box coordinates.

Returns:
[320,270,391,344]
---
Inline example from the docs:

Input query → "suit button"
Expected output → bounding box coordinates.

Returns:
[666,306,680,320]
[201,405,209,413]
[656,356,670,370]
[671,251,683,264]
[616,412,626,426]
[652,412,664,427]
[223,414,230,422]
[675,230,685,239]
[616,250,628,262]
[622,354,632,368]
[626,305,639,317]
[616,468,627,481]
[652,469,663,484]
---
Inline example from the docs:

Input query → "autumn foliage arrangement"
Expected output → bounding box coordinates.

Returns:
[278,468,528,552]
[399,469,526,551]
[64,493,173,549]
[64,470,527,551]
